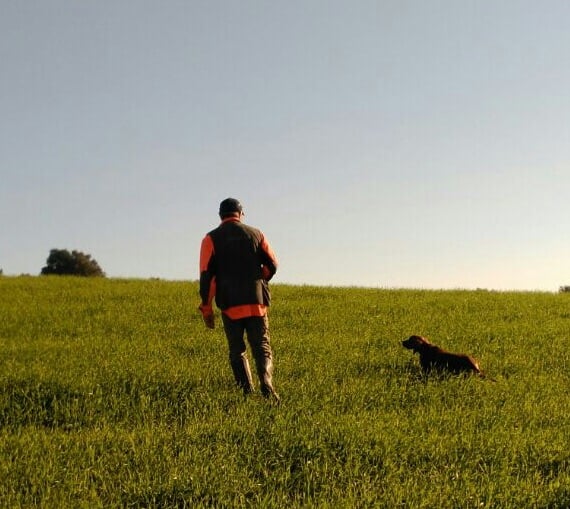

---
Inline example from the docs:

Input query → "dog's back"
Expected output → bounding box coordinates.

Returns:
[420,344,481,374]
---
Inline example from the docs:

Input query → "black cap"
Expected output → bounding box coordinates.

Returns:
[219,198,243,216]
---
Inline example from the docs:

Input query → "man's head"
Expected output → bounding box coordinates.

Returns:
[219,198,243,219]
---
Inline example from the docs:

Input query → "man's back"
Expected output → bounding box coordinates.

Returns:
[209,220,264,282]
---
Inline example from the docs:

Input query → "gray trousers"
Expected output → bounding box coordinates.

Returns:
[221,314,276,397]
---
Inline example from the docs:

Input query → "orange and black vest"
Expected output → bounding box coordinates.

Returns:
[199,218,277,316]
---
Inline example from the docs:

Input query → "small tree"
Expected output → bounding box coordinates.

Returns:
[560,285,570,294]
[41,249,105,277]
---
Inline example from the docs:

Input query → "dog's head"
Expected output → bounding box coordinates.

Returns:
[402,335,431,353]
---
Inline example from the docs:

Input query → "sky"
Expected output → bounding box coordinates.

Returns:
[1,1,569,291]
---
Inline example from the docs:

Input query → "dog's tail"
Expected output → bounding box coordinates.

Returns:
[477,371,497,382]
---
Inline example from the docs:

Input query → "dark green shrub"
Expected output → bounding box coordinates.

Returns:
[40,249,105,277]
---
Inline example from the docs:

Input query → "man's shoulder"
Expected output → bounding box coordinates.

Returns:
[240,222,262,234]
[208,221,262,238]
[220,221,261,233]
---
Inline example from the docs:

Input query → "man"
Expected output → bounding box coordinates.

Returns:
[198,198,280,402]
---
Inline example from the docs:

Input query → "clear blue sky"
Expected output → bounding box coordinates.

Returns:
[1,1,569,291]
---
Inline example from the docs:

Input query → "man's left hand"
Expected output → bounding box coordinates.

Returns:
[199,304,215,329]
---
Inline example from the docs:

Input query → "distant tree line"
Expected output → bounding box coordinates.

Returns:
[41,249,105,277]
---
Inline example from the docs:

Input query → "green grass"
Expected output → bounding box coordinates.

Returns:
[1,276,569,508]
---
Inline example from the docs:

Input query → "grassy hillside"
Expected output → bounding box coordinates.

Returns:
[1,276,569,507]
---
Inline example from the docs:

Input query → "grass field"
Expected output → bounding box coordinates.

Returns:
[1,276,569,508]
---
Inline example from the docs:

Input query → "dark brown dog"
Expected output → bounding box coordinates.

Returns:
[402,335,482,376]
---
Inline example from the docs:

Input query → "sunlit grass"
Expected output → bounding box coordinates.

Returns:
[1,276,569,507]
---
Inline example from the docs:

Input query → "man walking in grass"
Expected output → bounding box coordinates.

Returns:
[198,198,280,403]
